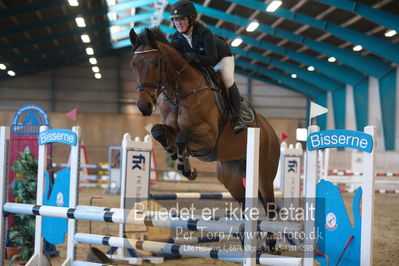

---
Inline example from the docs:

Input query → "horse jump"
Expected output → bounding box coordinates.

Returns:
[0,125,376,266]
[3,126,298,266]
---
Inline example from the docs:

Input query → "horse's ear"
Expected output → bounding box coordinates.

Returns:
[129,28,138,45]
[145,28,159,49]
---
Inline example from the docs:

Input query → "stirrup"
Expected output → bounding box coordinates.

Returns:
[232,119,246,134]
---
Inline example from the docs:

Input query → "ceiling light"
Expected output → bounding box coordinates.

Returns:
[291,74,297,78]
[0,63,6,70]
[307,66,315,71]
[75,17,86,27]
[81,34,91,43]
[353,45,363,52]
[95,73,102,79]
[108,12,117,21]
[89,57,97,64]
[231,37,243,47]
[92,66,100,73]
[68,0,79,6]
[7,70,15,76]
[328,56,336,63]
[246,21,259,32]
[266,0,282,12]
[86,47,94,55]
[385,30,397,38]
[106,0,116,6]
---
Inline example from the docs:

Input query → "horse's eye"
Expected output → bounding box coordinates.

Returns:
[154,62,159,68]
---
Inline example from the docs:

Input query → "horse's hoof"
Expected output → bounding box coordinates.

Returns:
[177,163,184,171]
[187,168,197,180]
[266,235,276,252]
[182,168,197,180]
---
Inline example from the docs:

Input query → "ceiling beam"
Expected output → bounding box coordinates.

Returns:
[0,6,108,38]
[204,24,365,85]
[226,0,399,69]
[0,0,65,19]
[110,12,153,26]
[3,34,111,70]
[108,0,156,12]
[0,40,113,81]
[220,0,394,77]
[316,0,399,32]
[235,59,323,97]
[0,20,110,53]
[231,47,344,92]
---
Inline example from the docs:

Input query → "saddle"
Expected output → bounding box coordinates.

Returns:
[199,66,256,125]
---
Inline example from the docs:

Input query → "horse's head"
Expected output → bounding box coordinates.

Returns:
[130,28,167,116]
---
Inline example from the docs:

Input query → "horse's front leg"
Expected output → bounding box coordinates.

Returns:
[151,124,177,160]
[176,130,197,180]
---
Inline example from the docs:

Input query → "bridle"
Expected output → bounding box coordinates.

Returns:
[134,48,164,104]
[134,48,188,105]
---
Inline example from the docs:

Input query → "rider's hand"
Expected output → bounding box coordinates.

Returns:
[184,52,198,63]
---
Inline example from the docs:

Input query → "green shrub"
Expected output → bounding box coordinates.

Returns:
[8,147,37,262]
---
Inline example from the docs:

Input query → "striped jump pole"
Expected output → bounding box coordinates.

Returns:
[149,192,233,200]
[3,202,302,234]
[74,233,302,266]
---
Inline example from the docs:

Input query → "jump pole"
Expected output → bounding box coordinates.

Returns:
[244,127,260,266]
[303,125,318,266]
[74,233,302,266]
[360,126,375,266]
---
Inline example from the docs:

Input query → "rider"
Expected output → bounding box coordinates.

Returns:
[170,0,246,134]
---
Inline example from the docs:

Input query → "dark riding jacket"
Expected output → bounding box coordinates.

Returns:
[171,23,232,67]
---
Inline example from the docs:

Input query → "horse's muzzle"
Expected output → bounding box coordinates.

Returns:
[138,102,154,116]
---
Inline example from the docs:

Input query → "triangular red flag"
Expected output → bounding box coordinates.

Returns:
[281,132,288,141]
[66,108,77,122]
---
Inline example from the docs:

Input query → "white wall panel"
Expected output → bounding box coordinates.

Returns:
[345,84,356,131]
[369,76,385,151]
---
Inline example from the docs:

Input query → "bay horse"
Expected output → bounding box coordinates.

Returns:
[129,27,280,219]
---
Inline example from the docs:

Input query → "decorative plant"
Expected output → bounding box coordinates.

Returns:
[8,147,37,263]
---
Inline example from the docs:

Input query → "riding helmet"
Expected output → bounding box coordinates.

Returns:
[170,0,197,20]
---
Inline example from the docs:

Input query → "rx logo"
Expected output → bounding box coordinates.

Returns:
[288,159,298,173]
[132,154,146,170]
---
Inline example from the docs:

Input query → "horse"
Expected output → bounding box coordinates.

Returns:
[129,27,280,221]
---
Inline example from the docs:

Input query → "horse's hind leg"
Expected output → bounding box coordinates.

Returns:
[216,160,245,208]
[175,130,197,180]
[151,124,177,160]
[257,125,280,252]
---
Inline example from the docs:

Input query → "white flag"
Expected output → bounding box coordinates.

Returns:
[310,102,328,118]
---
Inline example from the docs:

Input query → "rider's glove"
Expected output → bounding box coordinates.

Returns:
[184,52,199,64]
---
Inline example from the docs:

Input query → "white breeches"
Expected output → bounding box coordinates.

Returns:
[213,56,235,88]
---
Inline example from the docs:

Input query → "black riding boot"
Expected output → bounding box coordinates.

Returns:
[228,83,246,134]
